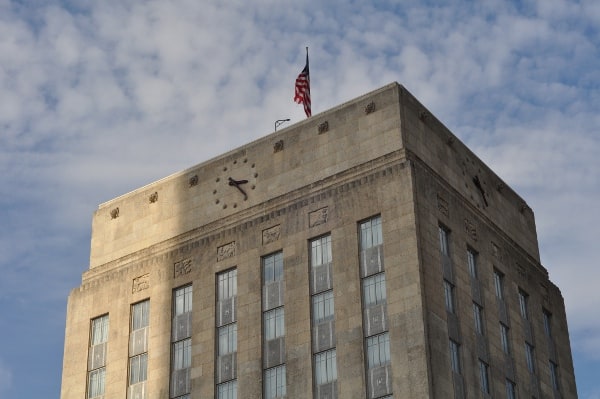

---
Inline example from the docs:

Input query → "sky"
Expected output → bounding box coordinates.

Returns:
[0,0,598,397]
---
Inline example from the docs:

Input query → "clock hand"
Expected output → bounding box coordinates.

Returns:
[472,175,488,207]
[228,177,249,200]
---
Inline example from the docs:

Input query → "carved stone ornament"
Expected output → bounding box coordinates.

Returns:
[217,241,236,261]
[464,218,477,241]
[274,140,284,153]
[309,207,329,228]
[262,225,281,245]
[318,121,329,134]
[174,258,193,278]
[189,174,199,187]
[149,192,158,203]
[437,194,449,217]
[364,101,376,115]
[491,241,502,260]
[132,273,150,293]
[110,207,120,219]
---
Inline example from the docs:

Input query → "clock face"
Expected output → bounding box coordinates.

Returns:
[212,157,258,210]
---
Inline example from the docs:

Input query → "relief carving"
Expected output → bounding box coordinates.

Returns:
[491,241,502,260]
[273,140,284,153]
[318,121,329,134]
[174,258,193,278]
[437,194,449,217]
[364,101,376,114]
[464,218,477,241]
[217,242,236,261]
[132,273,150,293]
[309,207,329,228]
[262,225,281,245]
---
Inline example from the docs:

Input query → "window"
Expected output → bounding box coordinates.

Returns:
[312,291,334,323]
[218,324,237,355]
[264,365,286,399]
[174,285,193,316]
[314,349,337,384]
[90,315,109,345]
[549,361,560,390]
[506,379,516,399]
[439,226,450,256]
[217,380,237,399]
[264,307,285,340]
[360,216,383,250]
[493,269,504,300]
[467,248,478,278]
[366,333,390,368]
[543,309,552,338]
[518,289,529,320]
[87,368,106,398]
[172,286,192,398]
[473,303,484,335]
[443,280,455,313]
[525,342,535,373]
[172,338,192,370]
[132,300,150,330]
[218,269,237,301]
[129,353,148,384]
[363,273,387,306]
[311,235,332,267]
[449,339,461,373]
[500,323,511,355]
[263,252,284,283]
[479,360,490,393]
[129,300,149,390]
[216,270,237,395]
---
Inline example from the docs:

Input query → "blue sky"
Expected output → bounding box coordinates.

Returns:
[0,0,599,397]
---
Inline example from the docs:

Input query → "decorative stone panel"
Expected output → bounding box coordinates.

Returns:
[174,259,192,278]
[132,273,150,293]
[309,207,329,228]
[262,225,281,245]
[217,242,236,261]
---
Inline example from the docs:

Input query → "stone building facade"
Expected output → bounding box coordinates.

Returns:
[60,83,577,398]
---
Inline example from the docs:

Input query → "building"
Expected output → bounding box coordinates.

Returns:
[60,83,577,399]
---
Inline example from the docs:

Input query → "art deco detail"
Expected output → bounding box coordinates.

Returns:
[174,258,192,278]
[132,273,150,293]
[217,241,236,261]
[274,140,284,153]
[364,101,376,114]
[491,241,502,260]
[262,225,281,245]
[318,121,329,134]
[437,194,449,217]
[309,207,329,228]
[464,218,477,241]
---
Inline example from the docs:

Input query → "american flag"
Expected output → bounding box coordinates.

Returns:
[294,52,311,117]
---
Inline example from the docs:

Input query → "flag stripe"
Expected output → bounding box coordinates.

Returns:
[294,53,311,117]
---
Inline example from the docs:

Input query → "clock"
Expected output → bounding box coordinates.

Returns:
[213,157,258,209]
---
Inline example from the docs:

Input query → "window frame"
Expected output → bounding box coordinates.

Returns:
[314,349,337,385]
[467,248,478,279]
[449,339,461,374]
